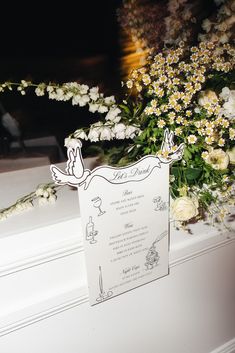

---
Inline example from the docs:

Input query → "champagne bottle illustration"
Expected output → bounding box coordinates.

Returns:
[86,216,97,244]
[96,266,113,302]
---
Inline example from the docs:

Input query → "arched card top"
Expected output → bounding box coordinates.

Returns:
[50,129,184,190]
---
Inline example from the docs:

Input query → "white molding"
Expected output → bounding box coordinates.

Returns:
[210,338,235,353]
[0,239,84,278]
[169,236,235,268]
[0,292,88,337]
[1,230,234,278]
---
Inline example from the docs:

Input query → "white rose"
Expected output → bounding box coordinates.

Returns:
[206,149,230,170]
[227,147,235,165]
[219,86,231,100]
[171,196,199,222]
[223,92,235,119]
[198,90,218,106]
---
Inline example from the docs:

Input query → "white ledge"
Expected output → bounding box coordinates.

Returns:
[0,163,234,343]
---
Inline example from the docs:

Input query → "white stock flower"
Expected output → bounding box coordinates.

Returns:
[79,84,89,94]
[35,87,45,96]
[72,94,81,105]
[35,187,44,197]
[171,196,199,222]
[89,87,99,101]
[89,103,99,113]
[98,105,109,113]
[48,195,57,203]
[78,95,90,107]
[55,88,64,100]
[206,149,229,170]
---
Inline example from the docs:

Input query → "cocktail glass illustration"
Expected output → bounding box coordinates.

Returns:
[92,196,105,216]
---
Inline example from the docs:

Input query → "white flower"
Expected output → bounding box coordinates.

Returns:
[221,89,235,119]
[219,33,230,44]
[89,87,99,101]
[125,125,139,139]
[104,95,115,105]
[88,127,101,142]
[171,196,199,222]
[112,123,126,139]
[35,87,45,96]
[206,149,229,170]
[98,105,109,113]
[79,84,89,94]
[64,137,81,149]
[78,95,90,107]
[105,107,122,122]
[194,107,201,114]
[202,19,212,33]
[72,94,81,105]
[73,129,88,140]
[48,195,57,203]
[100,126,113,141]
[219,86,231,100]
[227,147,235,165]
[187,135,197,144]
[198,90,218,106]
[35,187,44,197]
[89,103,99,113]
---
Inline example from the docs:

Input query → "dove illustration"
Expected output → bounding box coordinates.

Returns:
[50,146,90,187]
[158,129,184,164]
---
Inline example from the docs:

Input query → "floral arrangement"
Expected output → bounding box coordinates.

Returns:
[0,0,235,230]
[0,39,234,230]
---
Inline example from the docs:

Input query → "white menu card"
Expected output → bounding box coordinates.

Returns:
[51,130,184,305]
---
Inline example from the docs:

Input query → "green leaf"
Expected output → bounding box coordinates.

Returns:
[183,148,192,161]
[185,168,202,181]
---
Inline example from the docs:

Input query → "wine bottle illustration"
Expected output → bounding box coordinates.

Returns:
[86,216,98,244]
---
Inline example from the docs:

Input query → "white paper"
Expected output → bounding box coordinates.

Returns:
[78,159,169,305]
[50,129,184,306]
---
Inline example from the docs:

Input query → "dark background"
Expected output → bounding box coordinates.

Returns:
[0,1,123,155]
